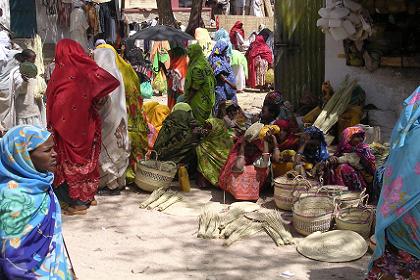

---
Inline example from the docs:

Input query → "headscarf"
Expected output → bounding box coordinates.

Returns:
[208,40,232,77]
[214,28,233,58]
[303,126,329,163]
[194,28,213,57]
[264,91,285,107]
[95,39,106,47]
[371,86,420,267]
[0,125,71,278]
[229,21,245,49]
[184,44,215,124]
[172,102,192,112]
[153,109,196,164]
[46,39,119,201]
[335,126,376,174]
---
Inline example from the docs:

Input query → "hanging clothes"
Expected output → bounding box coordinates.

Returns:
[70,6,89,51]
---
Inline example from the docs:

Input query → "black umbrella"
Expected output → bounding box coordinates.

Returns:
[130,25,194,41]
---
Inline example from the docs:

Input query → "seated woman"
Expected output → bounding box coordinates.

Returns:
[143,101,171,149]
[330,126,376,191]
[295,126,330,174]
[196,118,234,187]
[0,125,73,279]
[367,87,420,280]
[153,103,202,170]
[261,91,297,126]
[219,122,272,201]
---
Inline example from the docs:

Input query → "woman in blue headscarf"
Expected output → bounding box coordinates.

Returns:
[214,28,233,59]
[367,86,420,280]
[0,125,73,279]
[208,40,237,116]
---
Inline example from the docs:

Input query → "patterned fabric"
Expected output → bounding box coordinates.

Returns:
[263,91,284,107]
[93,48,130,189]
[334,126,376,191]
[303,126,330,164]
[255,56,268,87]
[274,119,300,151]
[143,101,170,148]
[208,40,237,116]
[184,44,216,125]
[246,35,273,88]
[196,118,234,186]
[219,137,269,200]
[370,86,420,272]
[366,245,420,280]
[214,28,233,59]
[167,48,188,110]
[96,43,149,182]
[194,28,213,58]
[0,125,72,279]
[47,39,119,202]
[153,110,196,164]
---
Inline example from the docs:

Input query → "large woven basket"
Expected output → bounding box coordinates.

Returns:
[336,205,375,239]
[292,194,335,236]
[274,176,319,211]
[135,151,177,192]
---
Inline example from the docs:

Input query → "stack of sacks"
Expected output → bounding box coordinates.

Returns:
[317,0,372,41]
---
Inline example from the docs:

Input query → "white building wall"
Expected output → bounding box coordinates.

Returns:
[324,33,420,141]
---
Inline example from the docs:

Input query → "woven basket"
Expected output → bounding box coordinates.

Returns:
[292,194,335,236]
[274,175,319,211]
[316,185,348,198]
[336,206,375,239]
[135,151,177,192]
[336,188,366,209]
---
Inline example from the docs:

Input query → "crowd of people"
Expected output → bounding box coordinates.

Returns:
[0,22,418,279]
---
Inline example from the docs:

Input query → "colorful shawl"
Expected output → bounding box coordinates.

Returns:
[196,118,234,186]
[335,126,376,175]
[93,48,130,188]
[0,125,72,279]
[246,35,273,88]
[96,43,149,181]
[371,86,420,268]
[229,21,245,50]
[153,109,196,164]
[47,39,119,202]
[208,40,237,115]
[303,126,329,163]
[194,28,213,58]
[214,28,233,58]
[184,44,216,125]
[168,47,188,109]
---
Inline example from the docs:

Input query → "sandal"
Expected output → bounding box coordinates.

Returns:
[63,206,88,216]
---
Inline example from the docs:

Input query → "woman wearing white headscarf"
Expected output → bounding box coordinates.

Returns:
[93,47,130,195]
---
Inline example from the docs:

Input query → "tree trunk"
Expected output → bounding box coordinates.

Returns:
[156,0,177,27]
[185,0,205,35]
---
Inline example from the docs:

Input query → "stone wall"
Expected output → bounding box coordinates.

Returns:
[324,33,420,142]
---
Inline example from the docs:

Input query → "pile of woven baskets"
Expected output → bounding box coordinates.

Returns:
[274,173,375,238]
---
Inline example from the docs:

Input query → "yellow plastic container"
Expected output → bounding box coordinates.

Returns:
[178,165,191,192]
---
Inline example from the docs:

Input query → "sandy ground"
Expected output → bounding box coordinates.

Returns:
[63,186,370,280]
[62,93,370,280]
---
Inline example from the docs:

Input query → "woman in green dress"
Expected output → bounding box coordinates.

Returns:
[183,44,216,125]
